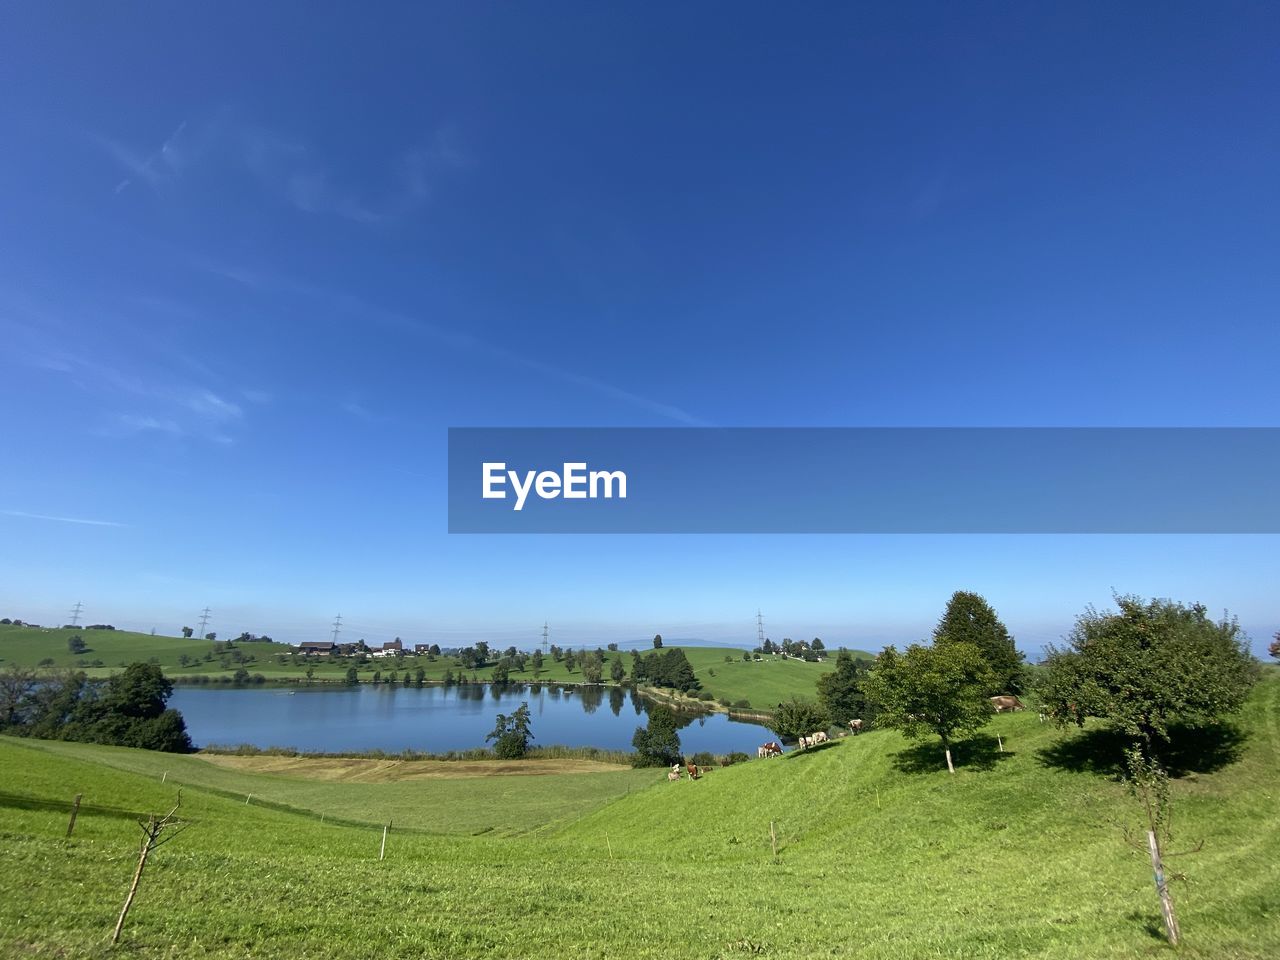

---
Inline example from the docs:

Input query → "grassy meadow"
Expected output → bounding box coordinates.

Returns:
[1,672,1276,959]
[0,624,853,709]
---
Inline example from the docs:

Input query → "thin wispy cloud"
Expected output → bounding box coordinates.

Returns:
[2,509,127,528]
[101,120,188,195]
[100,110,464,223]
[200,260,712,427]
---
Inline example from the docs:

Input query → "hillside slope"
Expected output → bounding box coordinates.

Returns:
[1,675,1275,959]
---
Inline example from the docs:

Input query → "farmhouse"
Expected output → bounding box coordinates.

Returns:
[297,641,337,656]
[414,644,431,654]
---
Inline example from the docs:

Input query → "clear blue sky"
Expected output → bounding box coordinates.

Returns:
[1,3,1277,655]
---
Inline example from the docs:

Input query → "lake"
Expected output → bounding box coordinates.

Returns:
[170,683,780,755]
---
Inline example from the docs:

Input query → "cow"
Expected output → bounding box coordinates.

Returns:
[685,761,701,780]
[811,730,829,744]
[758,741,782,758]
[668,763,681,781]
[797,735,813,749]
[990,695,1025,713]
[849,719,863,735]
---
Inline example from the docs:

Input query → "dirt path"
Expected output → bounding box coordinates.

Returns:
[199,754,631,782]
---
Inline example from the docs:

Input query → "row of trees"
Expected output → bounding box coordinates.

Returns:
[630,648,699,693]
[0,662,193,752]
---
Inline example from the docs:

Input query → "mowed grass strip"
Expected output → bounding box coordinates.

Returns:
[0,674,1276,959]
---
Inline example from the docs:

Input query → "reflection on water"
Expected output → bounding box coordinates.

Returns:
[169,683,777,755]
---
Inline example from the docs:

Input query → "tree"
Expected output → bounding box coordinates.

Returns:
[632,705,681,767]
[181,626,193,639]
[933,591,1023,694]
[491,659,510,683]
[475,641,490,666]
[861,642,995,773]
[1038,595,1258,751]
[486,702,533,758]
[67,635,87,655]
[204,632,216,642]
[653,634,663,649]
[564,649,577,672]
[607,642,619,652]
[772,698,831,744]
[582,651,603,684]
[812,638,825,652]
[610,656,625,684]
[817,650,868,726]
[345,667,358,685]
[429,643,441,656]
[414,667,425,684]
[742,650,752,661]
[531,649,544,675]
[234,667,251,685]
[1270,631,1280,661]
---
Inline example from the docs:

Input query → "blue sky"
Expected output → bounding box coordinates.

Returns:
[1,3,1277,654]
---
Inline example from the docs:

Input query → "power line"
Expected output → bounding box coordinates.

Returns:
[331,614,343,644]
[69,601,83,627]
[197,607,212,639]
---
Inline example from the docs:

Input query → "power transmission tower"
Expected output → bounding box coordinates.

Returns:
[542,621,549,653]
[69,601,83,627]
[331,614,343,644]
[757,610,765,648]
[197,607,212,639]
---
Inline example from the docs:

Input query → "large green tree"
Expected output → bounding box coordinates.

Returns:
[1038,595,1258,750]
[861,642,995,773]
[933,591,1023,694]
[631,705,681,767]
[816,651,868,726]
[772,698,831,745]
[486,702,534,759]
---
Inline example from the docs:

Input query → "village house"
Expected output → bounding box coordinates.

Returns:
[297,641,336,656]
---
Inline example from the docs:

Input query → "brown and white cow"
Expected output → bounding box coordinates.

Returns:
[990,695,1025,713]
[849,719,864,735]
[811,730,829,744]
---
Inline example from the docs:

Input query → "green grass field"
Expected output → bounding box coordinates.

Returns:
[2,673,1276,959]
[0,625,848,709]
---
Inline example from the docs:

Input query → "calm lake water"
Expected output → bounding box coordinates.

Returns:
[170,683,780,755]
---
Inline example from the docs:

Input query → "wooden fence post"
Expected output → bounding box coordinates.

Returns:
[66,794,82,837]
[380,821,391,861]
[769,820,777,859]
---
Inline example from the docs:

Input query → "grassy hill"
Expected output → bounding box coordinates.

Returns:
[2,673,1276,958]
[0,625,848,709]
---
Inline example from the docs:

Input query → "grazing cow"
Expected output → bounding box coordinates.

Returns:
[990,695,1025,713]
[758,744,770,759]
[797,735,813,749]
[760,741,782,757]
[685,761,701,780]
[811,730,829,744]
[849,719,863,735]
[669,763,681,781]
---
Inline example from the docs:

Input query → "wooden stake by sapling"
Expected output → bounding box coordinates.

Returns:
[379,821,391,861]
[769,820,778,859]
[66,794,82,838]
[111,792,185,945]
[997,734,1004,753]
[606,833,614,860]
